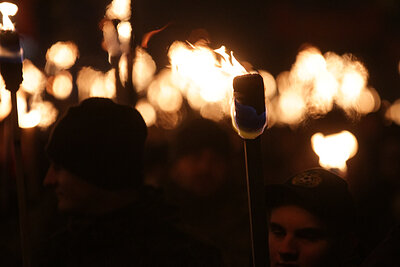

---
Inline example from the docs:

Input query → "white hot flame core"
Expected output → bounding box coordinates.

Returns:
[167,41,247,118]
[106,0,131,20]
[311,130,358,173]
[0,2,18,30]
[117,21,131,43]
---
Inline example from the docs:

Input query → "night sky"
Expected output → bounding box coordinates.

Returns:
[18,0,399,102]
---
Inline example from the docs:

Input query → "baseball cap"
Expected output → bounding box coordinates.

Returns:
[265,168,356,233]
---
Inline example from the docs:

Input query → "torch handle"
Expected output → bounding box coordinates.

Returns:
[244,137,268,267]
[10,91,31,267]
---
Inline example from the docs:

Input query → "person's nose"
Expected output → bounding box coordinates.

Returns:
[43,165,58,187]
[278,235,299,262]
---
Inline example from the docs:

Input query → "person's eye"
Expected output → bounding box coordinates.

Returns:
[51,163,62,172]
[269,224,286,237]
[297,230,325,242]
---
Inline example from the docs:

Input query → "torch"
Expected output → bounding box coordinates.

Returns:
[0,2,31,267]
[232,73,268,267]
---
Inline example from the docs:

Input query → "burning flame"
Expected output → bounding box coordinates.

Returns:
[385,99,400,126]
[102,20,120,59]
[17,92,41,128]
[0,80,11,121]
[132,47,156,92]
[16,90,58,129]
[117,21,131,52]
[119,54,128,85]
[147,69,183,113]
[77,67,116,101]
[136,99,156,127]
[311,130,358,173]
[21,59,46,94]
[0,60,59,128]
[271,46,378,125]
[0,2,18,30]
[48,71,73,100]
[45,41,79,72]
[32,101,58,128]
[167,41,247,119]
[277,90,306,125]
[106,0,131,21]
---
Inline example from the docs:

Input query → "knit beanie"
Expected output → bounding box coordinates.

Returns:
[46,97,147,190]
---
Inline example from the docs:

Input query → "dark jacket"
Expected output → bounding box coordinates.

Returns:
[34,188,223,267]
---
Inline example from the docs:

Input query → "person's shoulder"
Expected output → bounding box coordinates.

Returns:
[144,222,224,266]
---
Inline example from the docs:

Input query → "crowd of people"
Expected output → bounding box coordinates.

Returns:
[1,97,398,266]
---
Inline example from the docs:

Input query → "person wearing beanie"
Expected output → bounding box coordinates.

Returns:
[265,168,360,267]
[35,98,223,266]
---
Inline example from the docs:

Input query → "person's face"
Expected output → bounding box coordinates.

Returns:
[268,205,332,267]
[171,148,228,197]
[43,163,102,213]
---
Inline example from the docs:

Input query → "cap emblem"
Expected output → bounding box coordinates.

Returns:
[291,173,322,188]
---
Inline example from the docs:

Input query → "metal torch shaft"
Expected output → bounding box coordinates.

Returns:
[10,90,31,267]
[244,137,268,267]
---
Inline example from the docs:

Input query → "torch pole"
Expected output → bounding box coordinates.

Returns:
[10,89,31,267]
[232,74,269,267]
[0,27,31,266]
[244,137,268,267]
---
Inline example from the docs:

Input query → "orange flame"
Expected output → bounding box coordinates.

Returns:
[106,0,131,21]
[48,71,73,100]
[102,20,120,59]
[77,67,116,101]
[45,41,79,72]
[0,78,11,121]
[273,46,377,125]
[311,130,358,173]
[132,47,156,92]
[385,99,400,126]
[147,69,183,113]
[167,41,247,120]
[136,99,156,127]
[22,59,46,94]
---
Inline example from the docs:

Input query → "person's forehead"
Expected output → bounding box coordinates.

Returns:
[269,205,325,229]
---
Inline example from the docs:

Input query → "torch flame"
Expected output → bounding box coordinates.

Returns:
[46,41,79,72]
[385,99,400,126]
[136,99,156,127]
[311,130,358,173]
[0,81,11,121]
[0,2,18,30]
[167,40,247,120]
[272,46,374,125]
[22,59,46,94]
[49,71,73,100]
[77,67,116,101]
[106,0,131,20]
[132,47,156,92]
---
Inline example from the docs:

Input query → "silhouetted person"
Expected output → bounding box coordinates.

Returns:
[34,98,222,266]
[266,168,359,267]
[159,118,250,267]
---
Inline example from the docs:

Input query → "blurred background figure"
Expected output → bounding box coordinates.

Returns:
[147,118,251,266]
